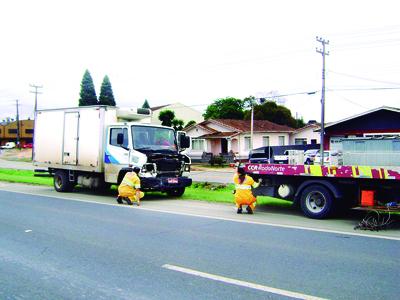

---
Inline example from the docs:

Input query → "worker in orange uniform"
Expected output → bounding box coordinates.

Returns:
[116,167,144,206]
[233,166,261,214]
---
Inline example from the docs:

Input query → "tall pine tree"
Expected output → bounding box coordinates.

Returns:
[98,75,116,106]
[79,69,98,106]
[142,99,150,109]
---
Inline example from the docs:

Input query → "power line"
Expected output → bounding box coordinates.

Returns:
[328,87,400,91]
[329,91,370,110]
[328,70,400,86]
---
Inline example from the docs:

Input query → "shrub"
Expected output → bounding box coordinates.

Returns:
[209,155,226,166]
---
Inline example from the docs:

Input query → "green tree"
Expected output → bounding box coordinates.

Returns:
[158,109,175,127]
[185,120,196,128]
[172,119,184,131]
[244,101,302,128]
[79,69,98,106]
[203,97,245,120]
[98,75,116,106]
[142,99,150,109]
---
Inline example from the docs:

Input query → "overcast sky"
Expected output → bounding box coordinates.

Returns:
[1,0,400,124]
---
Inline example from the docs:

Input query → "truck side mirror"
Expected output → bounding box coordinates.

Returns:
[177,131,191,149]
[180,135,191,149]
[117,133,124,145]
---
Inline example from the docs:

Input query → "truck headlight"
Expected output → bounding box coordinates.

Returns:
[184,164,190,172]
[142,163,156,173]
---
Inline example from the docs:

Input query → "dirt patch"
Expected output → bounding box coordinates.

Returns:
[0,149,32,161]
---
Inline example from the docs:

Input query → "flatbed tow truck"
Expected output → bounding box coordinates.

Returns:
[245,163,400,219]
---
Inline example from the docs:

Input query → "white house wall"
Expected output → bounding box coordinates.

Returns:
[151,102,203,125]
[290,127,320,144]
[237,132,291,159]
[186,126,210,138]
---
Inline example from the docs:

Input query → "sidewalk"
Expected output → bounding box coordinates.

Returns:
[0,158,34,170]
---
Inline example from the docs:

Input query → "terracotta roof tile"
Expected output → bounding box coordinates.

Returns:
[198,132,236,138]
[212,119,294,132]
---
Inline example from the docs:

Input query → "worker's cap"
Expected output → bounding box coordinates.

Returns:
[237,165,246,175]
[132,167,141,174]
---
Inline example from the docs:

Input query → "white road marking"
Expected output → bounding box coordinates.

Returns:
[1,187,400,241]
[24,229,32,233]
[162,264,326,300]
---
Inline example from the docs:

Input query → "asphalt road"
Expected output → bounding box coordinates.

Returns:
[1,189,399,299]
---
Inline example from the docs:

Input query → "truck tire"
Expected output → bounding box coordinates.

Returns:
[166,188,185,197]
[54,170,74,192]
[300,184,334,219]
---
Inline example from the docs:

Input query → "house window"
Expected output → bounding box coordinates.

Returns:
[311,139,317,144]
[25,129,34,134]
[278,136,285,146]
[8,129,17,134]
[295,138,307,145]
[262,136,270,146]
[192,139,205,151]
[244,136,251,150]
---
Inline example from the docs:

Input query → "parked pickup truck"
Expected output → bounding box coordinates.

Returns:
[273,150,289,164]
[0,142,16,149]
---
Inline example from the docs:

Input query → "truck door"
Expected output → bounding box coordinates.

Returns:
[63,112,79,165]
[104,126,130,183]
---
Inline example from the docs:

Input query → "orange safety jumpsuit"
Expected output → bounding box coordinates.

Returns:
[233,173,260,210]
[118,172,144,204]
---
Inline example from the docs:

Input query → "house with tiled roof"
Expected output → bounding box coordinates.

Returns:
[150,102,203,125]
[289,121,320,145]
[184,119,295,160]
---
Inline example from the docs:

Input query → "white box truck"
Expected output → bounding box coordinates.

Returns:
[33,105,192,196]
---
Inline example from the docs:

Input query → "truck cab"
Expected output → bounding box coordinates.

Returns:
[105,123,192,196]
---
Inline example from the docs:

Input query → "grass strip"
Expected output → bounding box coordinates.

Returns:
[0,169,52,186]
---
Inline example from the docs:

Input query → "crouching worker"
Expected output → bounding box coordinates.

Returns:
[116,167,144,206]
[233,166,260,214]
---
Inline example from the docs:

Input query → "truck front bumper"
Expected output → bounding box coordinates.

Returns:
[141,176,192,192]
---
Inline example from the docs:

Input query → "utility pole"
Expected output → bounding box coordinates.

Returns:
[30,84,43,112]
[316,36,329,165]
[250,100,254,150]
[16,100,20,148]
[30,84,42,160]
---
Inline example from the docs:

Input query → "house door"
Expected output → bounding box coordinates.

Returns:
[221,138,228,154]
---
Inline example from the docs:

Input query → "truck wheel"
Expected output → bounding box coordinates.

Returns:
[54,170,74,192]
[300,185,333,219]
[166,188,185,197]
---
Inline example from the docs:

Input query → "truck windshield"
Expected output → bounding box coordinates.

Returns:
[132,125,177,151]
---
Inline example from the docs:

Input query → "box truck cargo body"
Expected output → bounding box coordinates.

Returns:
[33,105,192,195]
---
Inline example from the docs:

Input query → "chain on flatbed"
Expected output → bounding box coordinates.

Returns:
[354,208,396,231]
